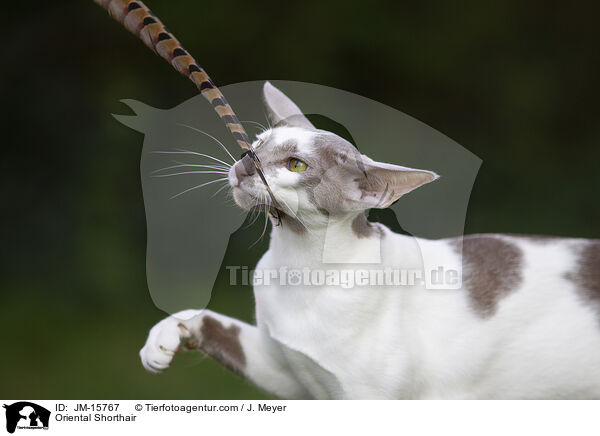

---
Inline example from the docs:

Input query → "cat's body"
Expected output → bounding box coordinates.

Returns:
[254,228,600,399]
[140,82,600,399]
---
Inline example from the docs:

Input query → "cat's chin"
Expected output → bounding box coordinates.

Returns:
[232,186,260,211]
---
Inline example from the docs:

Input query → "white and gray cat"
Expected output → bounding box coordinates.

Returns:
[140,82,600,399]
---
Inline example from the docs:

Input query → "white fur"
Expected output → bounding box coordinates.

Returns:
[272,127,317,155]
[141,220,600,399]
[251,227,600,399]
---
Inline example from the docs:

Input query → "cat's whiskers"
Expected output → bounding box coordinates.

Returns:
[244,199,264,229]
[240,120,268,133]
[211,181,231,199]
[169,177,229,200]
[151,163,230,174]
[244,206,259,229]
[250,193,271,247]
[248,211,262,228]
[263,110,273,130]
[173,159,230,169]
[152,150,232,169]
[260,196,272,241]
[177,123,236,164]
[244,191,269,229]
[152,170,228,178]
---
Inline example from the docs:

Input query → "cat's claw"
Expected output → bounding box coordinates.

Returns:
[177,322,192,338]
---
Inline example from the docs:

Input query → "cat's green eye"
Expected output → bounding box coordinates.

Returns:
[288,158,308,172]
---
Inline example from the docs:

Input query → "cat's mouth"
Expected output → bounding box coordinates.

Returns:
[232,185,271,210]
[229,175,266,211]
[228,166,280,217]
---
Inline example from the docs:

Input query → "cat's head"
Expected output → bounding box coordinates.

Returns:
[229,82,438,228]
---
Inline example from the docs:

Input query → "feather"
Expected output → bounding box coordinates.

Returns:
[93,0,252,150]
[94,0,282,222]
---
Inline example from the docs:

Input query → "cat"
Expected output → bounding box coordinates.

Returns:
[140,82,600,399]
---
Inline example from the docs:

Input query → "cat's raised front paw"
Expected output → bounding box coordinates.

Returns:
[139,310,202,373]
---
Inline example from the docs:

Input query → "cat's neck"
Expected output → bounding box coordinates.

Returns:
[268,212,382,265]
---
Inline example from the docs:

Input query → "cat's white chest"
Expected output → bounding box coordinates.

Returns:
[252,232,430,399]
[254,281,407,399]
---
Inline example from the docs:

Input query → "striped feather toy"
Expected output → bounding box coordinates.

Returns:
[93,0,282,220]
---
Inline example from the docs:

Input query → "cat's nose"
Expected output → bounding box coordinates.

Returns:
[235,155,256,181]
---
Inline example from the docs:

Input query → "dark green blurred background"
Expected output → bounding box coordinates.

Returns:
[1,0,598,399]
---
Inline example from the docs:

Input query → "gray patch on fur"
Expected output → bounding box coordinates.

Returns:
[451,234,524,318]
[505,234,562,244]
[300,133,364,216]
[313,133,359,167]
[269,140,298,163]
[200,316,246,377]
[351,213,379,238]
[277,140,298,153]
[566,240,600,318]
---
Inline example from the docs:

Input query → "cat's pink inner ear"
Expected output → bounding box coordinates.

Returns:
[356,159,439,209]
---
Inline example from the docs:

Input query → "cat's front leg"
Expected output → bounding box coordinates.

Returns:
[139,309,311,399]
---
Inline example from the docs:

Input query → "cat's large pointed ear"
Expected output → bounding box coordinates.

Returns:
[346,155,439,209]
[263,82,315,129]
